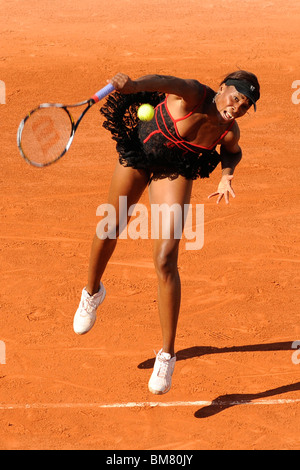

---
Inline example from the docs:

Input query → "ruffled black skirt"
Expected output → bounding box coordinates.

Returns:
[100,92,221,181]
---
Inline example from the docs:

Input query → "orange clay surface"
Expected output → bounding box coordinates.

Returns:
[0,0,300,450]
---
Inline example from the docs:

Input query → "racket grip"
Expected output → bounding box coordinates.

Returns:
[92,83,115,103]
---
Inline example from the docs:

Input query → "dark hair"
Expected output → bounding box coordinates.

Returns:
[220,70,260,95]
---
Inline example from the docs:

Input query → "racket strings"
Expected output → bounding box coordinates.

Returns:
[20,107,73,165]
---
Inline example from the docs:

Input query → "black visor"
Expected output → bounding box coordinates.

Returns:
[225,78,260,111]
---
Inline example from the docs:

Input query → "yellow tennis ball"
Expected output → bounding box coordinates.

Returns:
[137,104,155,121]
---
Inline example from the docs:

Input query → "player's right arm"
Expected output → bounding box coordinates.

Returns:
[108,73,203,108]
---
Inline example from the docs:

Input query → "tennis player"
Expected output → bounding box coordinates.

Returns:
[73,70,260,394]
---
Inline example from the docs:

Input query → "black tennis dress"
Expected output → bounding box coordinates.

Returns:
[100,88,235,181]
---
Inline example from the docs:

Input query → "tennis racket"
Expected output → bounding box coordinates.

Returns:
[17,83,115,168]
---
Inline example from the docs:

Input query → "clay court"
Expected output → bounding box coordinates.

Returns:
[0,0,300,450]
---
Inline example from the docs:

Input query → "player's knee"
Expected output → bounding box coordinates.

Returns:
[154,242,179,280]
[96,222,119,240]
[96,216,127,240]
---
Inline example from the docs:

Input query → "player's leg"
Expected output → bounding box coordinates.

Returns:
[73,161,149,335]
[148,175,193,393]
[86,161,149,295]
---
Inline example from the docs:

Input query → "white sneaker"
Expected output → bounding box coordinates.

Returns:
[73,283,106,335]
[148,349,176,395]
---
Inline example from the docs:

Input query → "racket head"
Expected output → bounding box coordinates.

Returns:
[17,104,75,167]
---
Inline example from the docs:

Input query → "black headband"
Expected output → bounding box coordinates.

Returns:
[225,78,260,111]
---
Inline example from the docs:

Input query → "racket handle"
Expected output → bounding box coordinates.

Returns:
[92,83,115,103]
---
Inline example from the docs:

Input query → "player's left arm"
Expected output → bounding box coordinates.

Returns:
[220,121,242,176]
[208,122,242,204]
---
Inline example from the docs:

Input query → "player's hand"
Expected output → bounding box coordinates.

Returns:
[108,73,137,94]
[208,174,236,204]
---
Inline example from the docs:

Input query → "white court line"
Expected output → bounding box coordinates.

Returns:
[0,398,300,410]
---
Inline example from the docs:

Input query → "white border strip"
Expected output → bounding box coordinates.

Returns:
[0,398,300,410]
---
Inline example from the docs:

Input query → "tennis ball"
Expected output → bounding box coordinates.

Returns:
[137,104,155,121]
